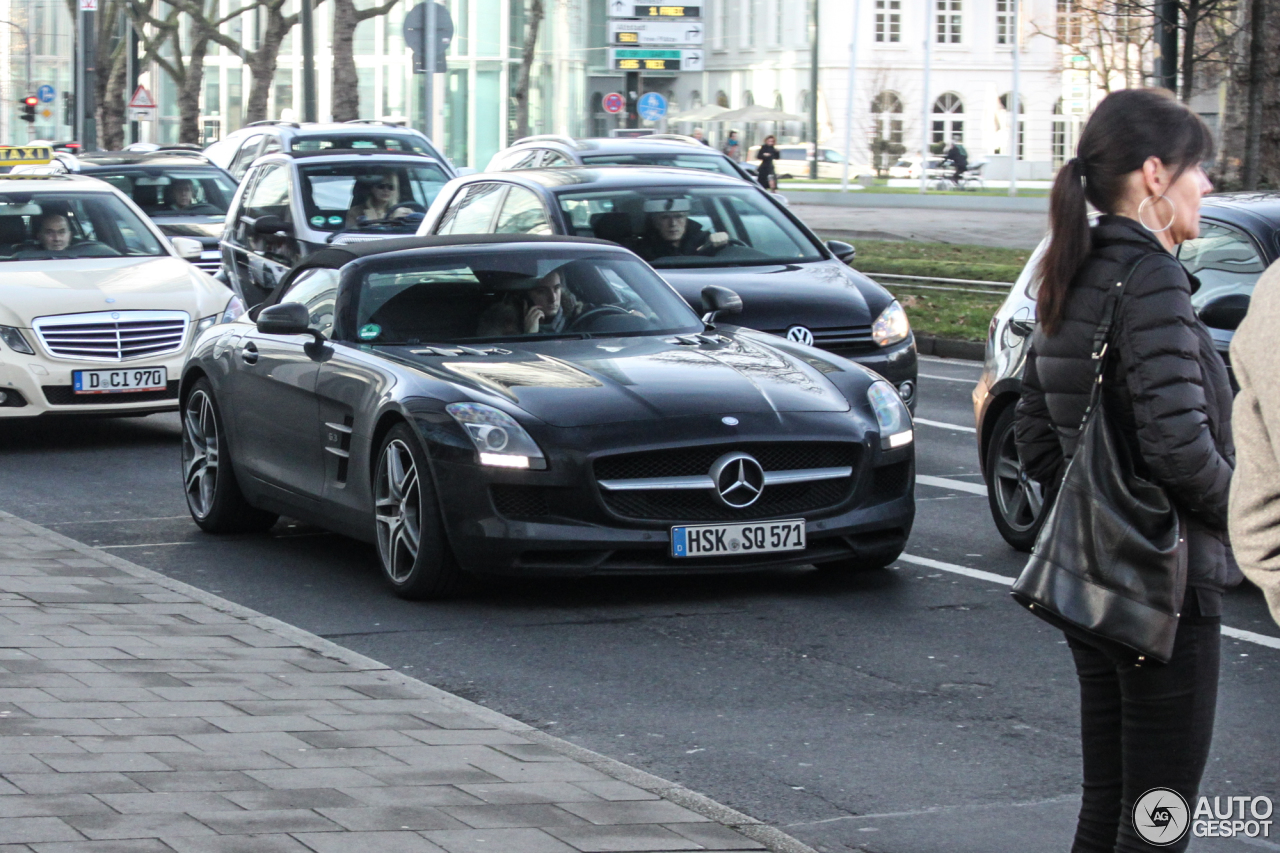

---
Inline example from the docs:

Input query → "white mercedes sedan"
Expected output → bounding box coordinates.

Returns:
[0,175,240,418]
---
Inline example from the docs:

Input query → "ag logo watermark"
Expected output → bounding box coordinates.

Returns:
[1133,789,1274,844]
[1134,788,1190,846]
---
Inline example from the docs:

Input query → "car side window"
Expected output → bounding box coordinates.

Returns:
[244,164,292,222]
[434,183,506,234]
[507,150,542,170]
[229,135,265,179]
[493,186,551,235]
[260,135,283,157]
[1177,220,1267,313]
[279,268,339,338]
[541,150,572,167]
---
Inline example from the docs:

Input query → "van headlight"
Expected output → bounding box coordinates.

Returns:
[871,300,911,347]
[447,402,547,469]
[868,380,913,449]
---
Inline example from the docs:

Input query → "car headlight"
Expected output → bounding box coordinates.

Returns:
[0,326,34,355]
[196,295,248,334]
[446,402,547,470]
[871,300,911,347]
[868,380,913,449]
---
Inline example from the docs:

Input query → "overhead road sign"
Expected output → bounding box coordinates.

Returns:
[603,92,625,114]
[630,5,700,16]
[611,48,703,71]
[0,146,53,166]
[610,20,703,45]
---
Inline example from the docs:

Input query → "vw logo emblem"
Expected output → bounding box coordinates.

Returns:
[786,325,814,346]
[709,452,766,509]
[721,416,739,426]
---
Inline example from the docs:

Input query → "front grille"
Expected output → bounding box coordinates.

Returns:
[193,260,222,275]
[33,311,189,361]
[765,324,876,354]
[42,381,180,406]
[594,442,859,522]
[866,460,912,504]
[491,485,552,518]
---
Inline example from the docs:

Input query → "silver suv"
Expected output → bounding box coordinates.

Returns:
[973,193,1280,551]
[487,134,757,183]
[205,120,456,182]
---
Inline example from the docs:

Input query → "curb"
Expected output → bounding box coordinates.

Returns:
[782,190,1049,213]
[914,334,986,361]
[0,509,819,853]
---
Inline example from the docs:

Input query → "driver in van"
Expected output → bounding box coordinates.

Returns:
[630,198,730,261]
[475,270,585,336]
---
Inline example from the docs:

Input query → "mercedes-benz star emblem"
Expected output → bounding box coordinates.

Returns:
[709,452,766,509]
[786,325,815,346]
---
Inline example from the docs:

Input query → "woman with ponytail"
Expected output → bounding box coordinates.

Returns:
[1014,89,1237,852]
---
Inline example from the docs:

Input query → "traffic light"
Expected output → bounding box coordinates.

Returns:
[20,96,37,124]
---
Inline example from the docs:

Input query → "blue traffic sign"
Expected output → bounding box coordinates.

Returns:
[637,92,667,122]
[36,85,55,104]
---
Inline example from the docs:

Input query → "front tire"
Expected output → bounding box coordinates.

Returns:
[985,405,1048,552]
[181,379,278,534]
[373,423,462,599]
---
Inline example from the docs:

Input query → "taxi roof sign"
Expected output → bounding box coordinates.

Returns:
[0,146,53,166]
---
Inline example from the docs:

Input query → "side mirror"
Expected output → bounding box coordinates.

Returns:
[700,285,743,325]
[826,240,856,264]
[454,166,478,177]
[256,302,311,336]
[252,214,293,235]
[170,236,203,259]
[1198,293,1250,331]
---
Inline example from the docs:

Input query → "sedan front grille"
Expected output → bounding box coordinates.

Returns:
[33,311,189,362]
[193,260,222,275]
[765,324,877,354]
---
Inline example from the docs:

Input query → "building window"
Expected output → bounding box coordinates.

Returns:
[875,0,901,43]
[935,0,961,43]
[1057,0,1083,43]
[998,92,1024,158]
[931,92,963,149]
[773,0,784,44]
[996,0,1014,44]
[870,91,904,173]
[1051,98,1068,168]
[716,90,730,108]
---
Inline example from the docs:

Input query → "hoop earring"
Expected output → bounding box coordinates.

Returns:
[1137,195,1176,233]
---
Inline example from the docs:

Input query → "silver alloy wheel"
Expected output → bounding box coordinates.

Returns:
[182,390,219,519]
[375,439,422,583]
[992,422,1044,532]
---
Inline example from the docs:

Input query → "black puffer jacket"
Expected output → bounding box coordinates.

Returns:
[1015,216,1239,613]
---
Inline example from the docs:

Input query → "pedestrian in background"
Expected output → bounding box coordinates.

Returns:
[1229,259,1280,628]
[721,130,741,161]
[756,135,779,190]
[691,128,709,146]
[1014,88,1234,853]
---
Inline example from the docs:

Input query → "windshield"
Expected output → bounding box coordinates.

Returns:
[299,161,451,233]
[580,154,740,177]
[91,167,237,217]
[0,191,166,261]
[1177,220,1268,309]
[291,135,435,155]
[353,248,702,344]
[558,186,825,268]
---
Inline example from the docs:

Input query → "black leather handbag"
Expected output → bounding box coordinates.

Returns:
[1011,256,1187,664]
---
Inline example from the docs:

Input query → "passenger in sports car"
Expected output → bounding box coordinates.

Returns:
[630,198,730,261]
[474,270,585,336]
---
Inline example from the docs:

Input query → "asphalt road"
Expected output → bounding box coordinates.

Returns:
[786,205,1049,250]
[2,356,1277,853]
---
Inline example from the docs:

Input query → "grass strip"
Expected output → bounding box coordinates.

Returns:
[888,283,1006,343]
[843,239,1030,284]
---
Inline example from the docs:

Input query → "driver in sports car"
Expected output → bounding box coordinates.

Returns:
[475,270,586,336]
[630,198,730,261]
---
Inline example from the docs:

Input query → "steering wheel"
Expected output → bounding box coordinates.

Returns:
[68,241,117,258]
[568,305,631,331]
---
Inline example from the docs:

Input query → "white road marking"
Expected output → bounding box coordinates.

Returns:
[45,516,191,525]
[916,475,987,496]
[100,542,195,548]
[898,553,1280,653]
[914,417,977,433]
[919,373,978,384]
[919,355,984,368]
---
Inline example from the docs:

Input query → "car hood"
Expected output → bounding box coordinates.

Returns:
[0,257,233,328]
[654,260,887,333]
[150,217,226,245]
[387,331,852,427]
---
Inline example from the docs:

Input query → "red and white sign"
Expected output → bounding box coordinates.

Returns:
[602,92,625,114]
[128,85,157,122]
[79,0,98,11]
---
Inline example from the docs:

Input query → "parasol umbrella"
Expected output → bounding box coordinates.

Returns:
[711,104,805,123]
[665,103,730,122]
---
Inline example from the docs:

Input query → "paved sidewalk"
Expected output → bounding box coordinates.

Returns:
[0,511,815,853]
[790,203,1047,249]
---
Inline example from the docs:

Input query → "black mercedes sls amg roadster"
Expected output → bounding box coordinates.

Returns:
[180,235,915,598]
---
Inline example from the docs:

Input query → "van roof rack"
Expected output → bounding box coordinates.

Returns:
[513,134,588,151]
[246,120,301,128]
[644,134,704,146]
[343,119,413,129]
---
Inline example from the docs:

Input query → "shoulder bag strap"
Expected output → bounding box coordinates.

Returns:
[1080,252,1162,426]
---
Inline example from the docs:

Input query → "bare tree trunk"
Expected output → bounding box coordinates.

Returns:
[330,0,397,122]
[245,0,296,123]
[177,32,211,143]
[1242,0,1265,187]
[512,0,543,139]
[1180,0,1201,102]
[98,42,130,149]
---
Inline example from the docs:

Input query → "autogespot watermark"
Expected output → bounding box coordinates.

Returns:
[1133,788,1274,846]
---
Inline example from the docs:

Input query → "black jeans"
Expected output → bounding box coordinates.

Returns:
[1067,597,1220,853]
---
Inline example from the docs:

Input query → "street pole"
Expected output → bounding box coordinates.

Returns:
[77,6,97,148]
[808,0,819,179]
[840,0,860,192]
[424,0,436,138]
[919,0,930,194]
[625,71,640,129]
[300,0,317,122]
[128,20,139,143]
[1008,0,1019,197]
[1155,0,1178,93]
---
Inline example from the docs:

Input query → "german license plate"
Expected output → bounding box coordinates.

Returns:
[73,367,167,394]
[671,519,806,558]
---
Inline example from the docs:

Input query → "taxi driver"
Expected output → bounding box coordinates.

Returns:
[35,213,72,251]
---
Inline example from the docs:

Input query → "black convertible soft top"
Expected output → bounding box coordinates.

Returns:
[290,234,619,276]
